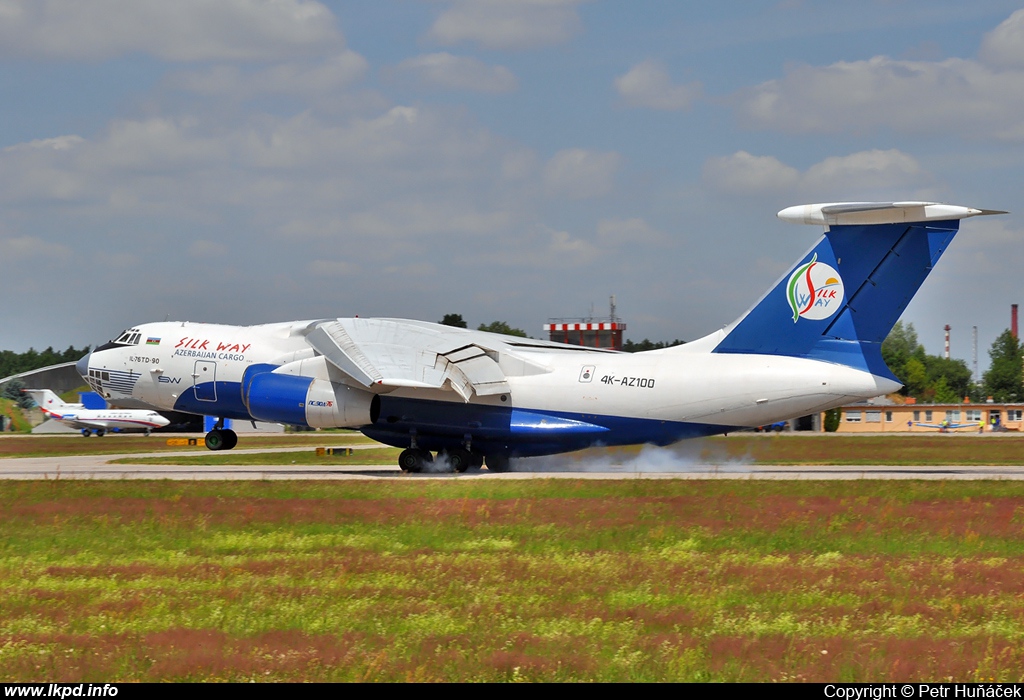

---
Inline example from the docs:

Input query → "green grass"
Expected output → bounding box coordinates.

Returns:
[58,386,91,403]
[0,398,32,434]
[102,433,1024,467]
[3,480,1024,681]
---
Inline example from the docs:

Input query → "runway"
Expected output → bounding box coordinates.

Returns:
[3,449,1024,480]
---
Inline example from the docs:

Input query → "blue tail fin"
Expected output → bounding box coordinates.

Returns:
[713,202,1002,378]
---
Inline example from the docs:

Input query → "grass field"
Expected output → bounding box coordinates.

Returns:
[3,478,1024,682]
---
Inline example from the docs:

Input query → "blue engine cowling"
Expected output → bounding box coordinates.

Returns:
[243,371,375,428]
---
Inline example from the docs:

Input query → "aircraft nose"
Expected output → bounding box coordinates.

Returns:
[75,352,91,379]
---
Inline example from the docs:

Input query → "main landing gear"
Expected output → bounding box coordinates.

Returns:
[396,447,499,474]
[81,429,106,437]
[204,419,238,451]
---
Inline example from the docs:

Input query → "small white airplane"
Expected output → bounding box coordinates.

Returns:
[25,389,170,436]
[76,201,1003,470]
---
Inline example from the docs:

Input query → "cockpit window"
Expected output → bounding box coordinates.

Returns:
[114,330,142,345]
[96,328,142,352]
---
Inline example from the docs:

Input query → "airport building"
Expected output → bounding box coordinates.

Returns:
[824,401,1024,433]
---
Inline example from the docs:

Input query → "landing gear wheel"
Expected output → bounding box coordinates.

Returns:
[81,430,91,438]
[95,429,105,437]
[398,448,433,473]
[470,453,484,469]
[485,454,510,473]
[445,448,473,473]
[205,429,225,451]
[205,428,238,451]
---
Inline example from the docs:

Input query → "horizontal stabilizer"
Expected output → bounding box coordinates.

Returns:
[778,201,1006,226]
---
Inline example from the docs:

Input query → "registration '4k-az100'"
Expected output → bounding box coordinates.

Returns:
[600,375,656,388]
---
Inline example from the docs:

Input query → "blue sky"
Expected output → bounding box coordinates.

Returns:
[2,0,1022,375]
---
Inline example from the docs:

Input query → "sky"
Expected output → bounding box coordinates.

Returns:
[2,0,1023,376]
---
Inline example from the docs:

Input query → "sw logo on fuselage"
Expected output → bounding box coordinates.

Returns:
[786,254,844,322]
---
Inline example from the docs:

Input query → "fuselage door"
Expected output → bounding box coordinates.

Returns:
[193,361,217,402]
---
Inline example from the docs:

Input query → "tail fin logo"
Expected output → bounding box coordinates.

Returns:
[786,254,844,322]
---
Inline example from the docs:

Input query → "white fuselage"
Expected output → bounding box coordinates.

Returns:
[39,405,169,432]
[82,320,897,436]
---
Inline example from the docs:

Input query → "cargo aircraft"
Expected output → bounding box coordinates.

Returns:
[75,202,1003,471]
[25,389,170,436]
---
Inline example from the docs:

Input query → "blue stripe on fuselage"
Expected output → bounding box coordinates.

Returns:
[173,381,252,420]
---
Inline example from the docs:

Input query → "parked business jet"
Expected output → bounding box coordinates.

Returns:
[75,202,1003,470]
[25,389,170,436]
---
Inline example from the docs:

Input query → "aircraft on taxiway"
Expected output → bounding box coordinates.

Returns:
[75,201,1004,472]
[24,388,170,437]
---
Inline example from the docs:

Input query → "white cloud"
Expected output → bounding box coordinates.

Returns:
[543,148,620,199]
[736,53,1024,140]
[0,235,72,262]
[614,60,702,111]
[427,0,587,50]
[0,105,527,244]
[803,150,927,192]
[475,225,600,268]
[596,218,669,246]
[284,205,513,240]
[0,0,340,61]
[4,135,85,153]
[702,151,800,194]
[392,53,518,93]
[0,98,642,345]
[979,9,1024,69]
[703,149,932,200]
[170,51,368,99]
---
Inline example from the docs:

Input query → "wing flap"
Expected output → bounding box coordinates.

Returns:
[446,354,509,396]
[306,322,383,387]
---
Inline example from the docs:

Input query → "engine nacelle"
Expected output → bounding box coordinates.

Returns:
[244,372,374,428]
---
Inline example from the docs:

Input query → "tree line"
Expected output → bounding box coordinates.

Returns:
[0,345,90,379]
[882,321,1023,403]
[0,345,91,409]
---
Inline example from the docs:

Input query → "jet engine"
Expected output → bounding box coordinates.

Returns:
[244,371,375,428]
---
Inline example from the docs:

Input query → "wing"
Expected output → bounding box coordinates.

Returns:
[54,414,90,430]
[305,318,510,401]
[304,318,614,402]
